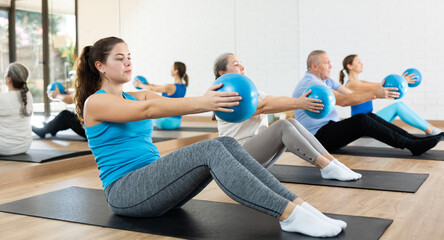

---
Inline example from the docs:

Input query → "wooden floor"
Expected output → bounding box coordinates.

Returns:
[0,118,443,239]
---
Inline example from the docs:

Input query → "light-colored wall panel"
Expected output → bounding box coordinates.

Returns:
[236,0,299,97]
[298,0,444,120]
[78,0,120,50]
[120,0,236,98]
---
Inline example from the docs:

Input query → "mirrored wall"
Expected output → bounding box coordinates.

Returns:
[2,0,77,117]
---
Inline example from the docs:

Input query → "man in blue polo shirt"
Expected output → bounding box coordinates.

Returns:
[292,50,441,156]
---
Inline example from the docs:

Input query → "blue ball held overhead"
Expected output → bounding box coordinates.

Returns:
[304,85,336,119]
[383,74,408,99]
[134,75,148,89]
[403,68,422,87]
[47,82,66,94]
[213,73,258,123]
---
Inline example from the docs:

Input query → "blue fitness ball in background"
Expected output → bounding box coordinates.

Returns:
[304,85,336,119]
[213,73,258,123]
[153,117,182,130]
[47,82,66,94]
[403,68,422,87]
[134,75,148,89]
[383,74,408,99]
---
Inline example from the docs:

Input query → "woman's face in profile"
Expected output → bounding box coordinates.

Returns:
[224,55,245,75]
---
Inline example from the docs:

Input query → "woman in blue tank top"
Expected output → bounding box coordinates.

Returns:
[134,62,188,129]
[339,54,442,136]
[72,36,345,238]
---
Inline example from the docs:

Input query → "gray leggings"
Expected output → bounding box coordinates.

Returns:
[242,119,328,168]
[105,137,297,218]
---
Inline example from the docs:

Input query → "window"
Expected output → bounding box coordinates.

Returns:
[15,7,44,109]
[0,8,8,85]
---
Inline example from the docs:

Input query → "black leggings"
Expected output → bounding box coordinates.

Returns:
[315,113,423,151]
[46,110,85,138]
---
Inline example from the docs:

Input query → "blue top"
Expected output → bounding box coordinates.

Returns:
[344,81,373,116]
[292,72,341,135]
[162,83,187,98]
[162,83,187,119]
[85,90,161,189]
[351,100,373,116]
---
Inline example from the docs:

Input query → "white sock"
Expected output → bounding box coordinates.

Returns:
[280,205,342,237]
[332,159,362,180]
[301,202,347,229]
[320,161,356,181]
[428,127,443,136]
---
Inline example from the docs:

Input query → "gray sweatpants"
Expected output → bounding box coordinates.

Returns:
[242,119,328,168]
[105,137,297,218]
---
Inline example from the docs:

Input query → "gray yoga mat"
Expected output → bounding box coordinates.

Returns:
[0,149,91,163]
[0,187,393,240]
[330,146,444,160]
[32,128,87,141]
[269,165,428,193]
[1,136,172,163]
[33,134,86,141]
[33,135,173,143]
[154,126,218,132]
[152,137,176,142]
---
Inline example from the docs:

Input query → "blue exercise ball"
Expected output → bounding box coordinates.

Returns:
[383,74,408,99]
[47,82,66,94]
[134,75,148,89]
[213,73,258,123]
[403,68,422,87]
[304,85,336,119]
[153,117,182,130]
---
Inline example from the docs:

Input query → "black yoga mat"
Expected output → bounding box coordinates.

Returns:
[270,165,428,193]
[363,134,444,141]
[0,187,392,240]
[330,146,444,161]
[154,126,218,132]
[412,133,444,140]
[0,149,91,163]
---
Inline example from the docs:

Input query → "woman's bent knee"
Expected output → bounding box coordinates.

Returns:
[272,119,294,131]
[353,113,369,123]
